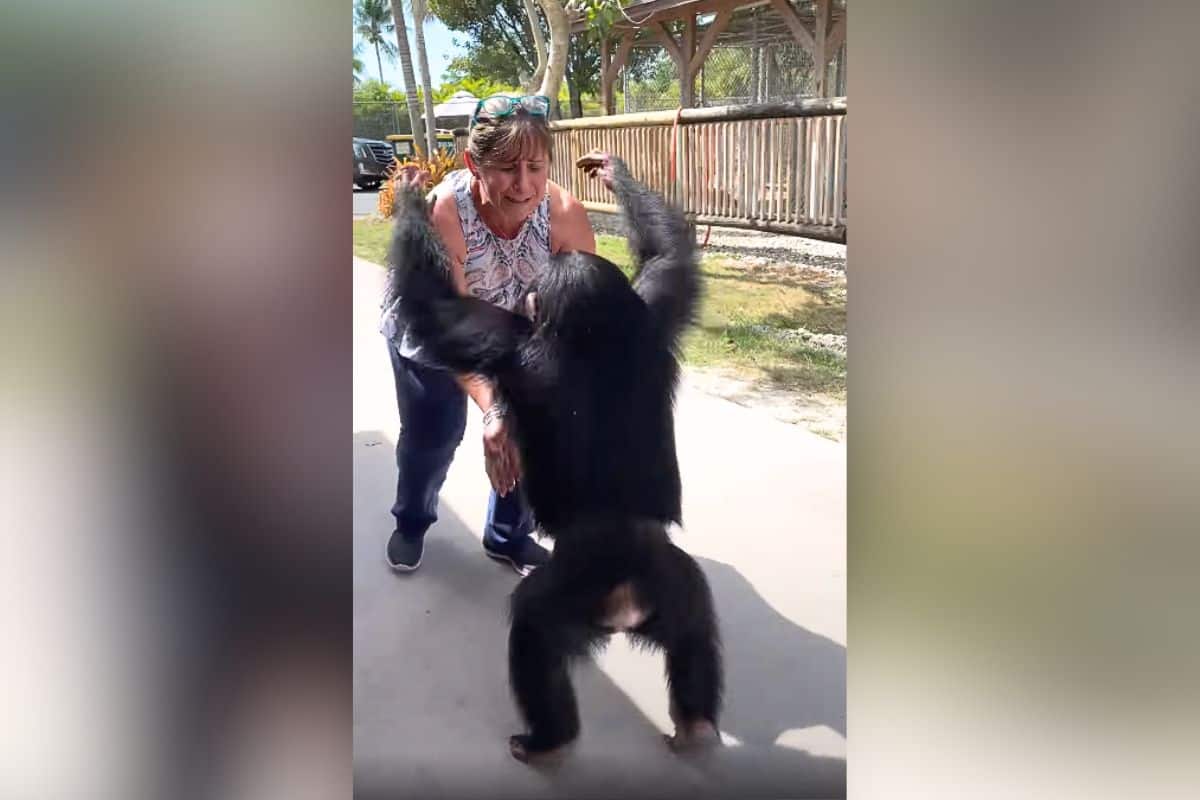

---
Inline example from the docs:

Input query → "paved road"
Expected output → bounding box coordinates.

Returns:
[354,187,380,217]
[352,256,846,798]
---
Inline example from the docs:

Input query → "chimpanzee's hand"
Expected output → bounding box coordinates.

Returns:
[576,150,615,191]
[395,164,431,194]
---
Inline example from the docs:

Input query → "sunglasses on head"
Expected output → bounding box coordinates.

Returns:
[471,94,551,127]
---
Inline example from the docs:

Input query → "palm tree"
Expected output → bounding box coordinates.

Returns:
[410,0,439,157]
[389,2,427,156]
[353,56,366,85]
[354,0,398,83]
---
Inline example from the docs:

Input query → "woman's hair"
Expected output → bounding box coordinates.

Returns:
[467,109,554,168]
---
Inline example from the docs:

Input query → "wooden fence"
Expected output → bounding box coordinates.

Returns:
[456,98,847,243]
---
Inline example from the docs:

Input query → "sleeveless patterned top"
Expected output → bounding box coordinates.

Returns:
[381,168,552,359]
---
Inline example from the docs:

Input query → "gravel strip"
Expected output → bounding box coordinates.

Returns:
[748,324,847,358]
[587,212,846,274]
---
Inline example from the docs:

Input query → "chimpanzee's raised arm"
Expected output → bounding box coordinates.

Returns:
[387,184,531,378]
[607,157,701,346]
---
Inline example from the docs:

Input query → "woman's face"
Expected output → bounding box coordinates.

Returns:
[470,142,549,223]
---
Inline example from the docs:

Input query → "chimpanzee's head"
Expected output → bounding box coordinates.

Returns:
[523,252,648,348]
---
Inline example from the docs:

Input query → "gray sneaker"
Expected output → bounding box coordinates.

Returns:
[386,530,423,571]
[483,535,550,577]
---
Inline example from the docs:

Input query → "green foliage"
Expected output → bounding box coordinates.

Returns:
[354,79,403,103]
[432,74,520,103]
[569,0,623,36]
[640,51,680,92]
[430,0,537,87]
[566,30,601,100]
[354,80,410,138]
[427,0,658,118]
[705,55,750,99]
[353,80,431,105]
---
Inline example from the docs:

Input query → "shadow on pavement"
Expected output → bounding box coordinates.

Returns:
[353,429,845,799]
[699,556,846,743]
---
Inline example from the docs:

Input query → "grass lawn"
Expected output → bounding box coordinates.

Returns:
[354,218,392,264]
[354,221,845,402]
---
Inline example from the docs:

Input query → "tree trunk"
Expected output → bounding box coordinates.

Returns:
[522,0,548,93]
[389,3,427,156]
[412,0,438,156]
[566,31,585,119]
[566,71,582,118]
[536,0,570,118]
[375,43,385,83]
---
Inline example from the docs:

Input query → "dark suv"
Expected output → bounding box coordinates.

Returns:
[353,137,395,190]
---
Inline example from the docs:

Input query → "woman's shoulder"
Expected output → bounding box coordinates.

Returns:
[546,179,585,215]
[431,168,470,200]
[429,176,468,255]
[547,180,596,254]
[430,168,472,210]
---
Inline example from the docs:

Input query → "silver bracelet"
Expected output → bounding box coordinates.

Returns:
[482,401,508,427]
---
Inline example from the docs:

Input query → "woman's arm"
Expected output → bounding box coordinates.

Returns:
[428,191,496,409]
[429,189,470,295]
[429,185,519,494]
[548,181,597,255]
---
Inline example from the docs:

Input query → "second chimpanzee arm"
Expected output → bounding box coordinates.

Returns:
[606,157,701,346]
[389,184,531,378]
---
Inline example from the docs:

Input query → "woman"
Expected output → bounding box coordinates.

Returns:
[380,95,596,575]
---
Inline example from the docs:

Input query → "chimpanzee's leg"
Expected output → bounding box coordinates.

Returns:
[638,544,723,752]
[507,568,586,762]
[664,632,722,751]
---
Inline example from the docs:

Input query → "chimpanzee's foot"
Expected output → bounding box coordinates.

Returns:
[663,720,721,753]
[509,733,574,763]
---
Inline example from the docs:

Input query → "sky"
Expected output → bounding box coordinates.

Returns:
[353,7,468,89]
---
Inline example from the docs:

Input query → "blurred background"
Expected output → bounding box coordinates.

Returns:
[1,2,350,798]
[849,2,1200,798]
[0,1,1196,798]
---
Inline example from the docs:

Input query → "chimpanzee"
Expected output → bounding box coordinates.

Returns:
[388,152,721,762]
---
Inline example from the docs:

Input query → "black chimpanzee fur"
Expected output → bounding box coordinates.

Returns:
[388,157,721,761]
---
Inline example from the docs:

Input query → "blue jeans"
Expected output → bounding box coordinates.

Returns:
[388,342,534,550]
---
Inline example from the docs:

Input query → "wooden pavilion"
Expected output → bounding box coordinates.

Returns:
[572,0,847,115]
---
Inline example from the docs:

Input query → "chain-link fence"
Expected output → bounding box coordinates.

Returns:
[353,101,412,140]
[624,44,822,112]
[621,4,845,113]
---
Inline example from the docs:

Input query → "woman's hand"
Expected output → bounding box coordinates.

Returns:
[482,412,521,496]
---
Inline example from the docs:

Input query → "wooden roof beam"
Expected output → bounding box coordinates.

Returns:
[827,14,846,56]
[652,21,685,66]
[767,0,816,54]
[689,8,735,74]
[681,15,697,105]
[814,0,831,94]
[600,29,637,115]
[609,30,637,82]
[652,16,700,106]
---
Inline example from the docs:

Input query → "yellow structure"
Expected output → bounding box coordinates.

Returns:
[385,132,456,159]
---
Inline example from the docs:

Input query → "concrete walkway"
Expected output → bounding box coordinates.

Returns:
[353,256,846,799]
